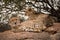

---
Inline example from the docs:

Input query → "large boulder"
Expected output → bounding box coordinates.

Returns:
[0,31,51,40]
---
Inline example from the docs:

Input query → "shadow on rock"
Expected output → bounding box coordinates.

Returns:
[0,23,11,32]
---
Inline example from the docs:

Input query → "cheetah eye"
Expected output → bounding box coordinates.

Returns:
[14,22,17,24]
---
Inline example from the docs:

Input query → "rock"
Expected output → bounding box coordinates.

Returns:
[0,31,51,40]
[52,33,60,40]
[51,23,60,33]
[0,31,16,40]
[0,23,11,32]
[33,32,51,40]
[45,27,57,34]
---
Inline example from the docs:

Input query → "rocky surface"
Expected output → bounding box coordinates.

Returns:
[0,23,60,40]
[0,31,51,40]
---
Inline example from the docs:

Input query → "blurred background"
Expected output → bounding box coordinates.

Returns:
[0,0,60,24]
